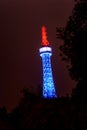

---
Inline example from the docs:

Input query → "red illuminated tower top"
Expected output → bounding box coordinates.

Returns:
[41,26,49,46]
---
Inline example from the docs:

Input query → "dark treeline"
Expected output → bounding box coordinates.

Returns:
[0,88,87,130]
[0,0,87,129]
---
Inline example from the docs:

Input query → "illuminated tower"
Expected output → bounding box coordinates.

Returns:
[39,26,57,98]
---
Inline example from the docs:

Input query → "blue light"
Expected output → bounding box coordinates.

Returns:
[39,47,57,98]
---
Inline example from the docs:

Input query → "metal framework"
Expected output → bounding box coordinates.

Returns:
[39,47,57,98]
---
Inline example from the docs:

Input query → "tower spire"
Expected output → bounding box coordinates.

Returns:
[39,26,57,98]
[41,26,49,46]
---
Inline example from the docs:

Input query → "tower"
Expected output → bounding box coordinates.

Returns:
[39,26,57,98]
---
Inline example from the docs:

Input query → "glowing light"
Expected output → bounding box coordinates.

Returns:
[41,26,49,46]
[39,47,52,53]
[39,46,57,98]
[39,26,57,98]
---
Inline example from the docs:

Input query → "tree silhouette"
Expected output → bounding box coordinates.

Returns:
[57,0,87,81]
[56,0,87,100]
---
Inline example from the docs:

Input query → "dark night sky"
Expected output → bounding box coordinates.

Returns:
[0,0,76,112]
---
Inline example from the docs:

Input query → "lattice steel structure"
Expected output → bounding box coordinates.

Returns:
[39,26,57,98]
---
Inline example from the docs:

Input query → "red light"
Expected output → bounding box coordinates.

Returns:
[41,26,49,46]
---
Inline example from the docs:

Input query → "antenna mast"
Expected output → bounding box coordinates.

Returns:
[41,26,49,46]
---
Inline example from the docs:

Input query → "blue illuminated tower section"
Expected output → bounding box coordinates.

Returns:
[39,26,57,98]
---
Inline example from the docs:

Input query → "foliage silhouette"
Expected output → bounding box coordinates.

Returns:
[0,87,87,130]
[56,0,87,102]
[57,0,87,81]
